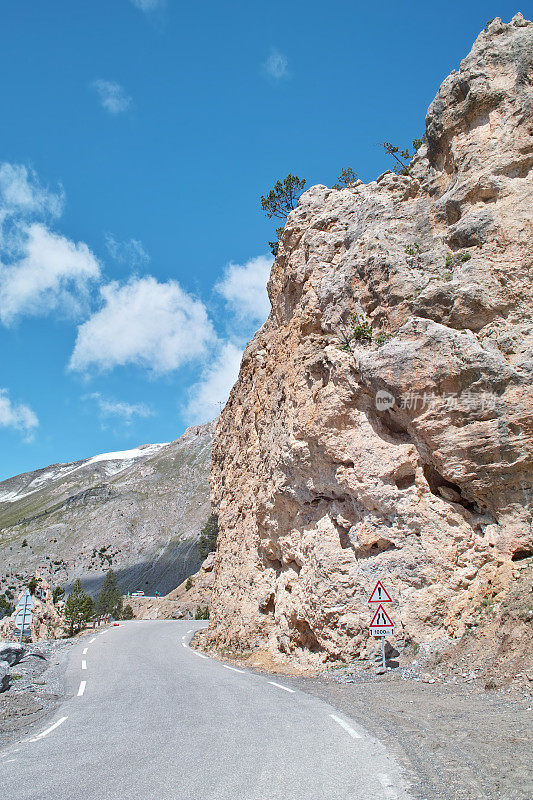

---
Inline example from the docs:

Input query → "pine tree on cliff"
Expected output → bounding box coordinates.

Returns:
[261,174,306,256]
[95,569,123,619]
[198,514,219,560]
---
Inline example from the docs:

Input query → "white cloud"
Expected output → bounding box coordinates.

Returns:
[130,0,165,11]
[91,80,132,115]
[0,163,63,223]
[263,49,289,80]
[0,162,101,326]
[0,223,101,326]
[215,254,272,324]
[105,233,149,266]
[185,342,243,423]
[86,392,153,424]
[69,276,215,373]
[0,389,39,439]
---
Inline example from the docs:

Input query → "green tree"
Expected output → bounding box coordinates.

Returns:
[382,137,426,175]
[52,585,65,604]
[261,174,306,256]
[332,166,359,189]
[0,593,15,619]
[95,569,123,619]
[64,579,94,636]
[198,514,219,561]
[121,604,134,620]
[194,607,210,620]
[185,577,193,591]
[27,576,38,594]
[261,174,306,219]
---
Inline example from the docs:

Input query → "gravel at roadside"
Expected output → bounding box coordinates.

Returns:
[292,668,533,800]
[0,638,73,749]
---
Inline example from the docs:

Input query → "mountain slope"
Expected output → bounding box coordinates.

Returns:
[0,421,215,598]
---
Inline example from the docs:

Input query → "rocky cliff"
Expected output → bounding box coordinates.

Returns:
[0,421,215,600]
[207,15,533,666]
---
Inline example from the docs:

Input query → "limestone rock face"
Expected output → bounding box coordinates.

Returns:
[207,16,533,664]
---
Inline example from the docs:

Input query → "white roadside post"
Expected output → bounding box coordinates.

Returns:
[367,581,394,671]
[15,589,34,645]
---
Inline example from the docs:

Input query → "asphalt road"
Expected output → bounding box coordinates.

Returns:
[0,621,412,800]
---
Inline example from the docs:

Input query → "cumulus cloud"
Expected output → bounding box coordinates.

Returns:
[86,392,153,424]
[263,49,289,80]
[185,342,243,423]
[0,223,101,325]
[91,80,132,115]
[215,254,272,324]
[130,0,165,11]
[69,276,215,373]
[0,163,101,326]
[105,233,149,266]
[0,388,39,439]
[0,163,64,224]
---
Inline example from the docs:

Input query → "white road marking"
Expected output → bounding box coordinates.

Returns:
[187,629,193,634]
[82,648,88,655]
[268,681,295,693]
[181,642,188,648]
[378,773,398,799]
[5,759,16,763]
[190,649,208,659]
[77,681,86,696]
[81,660,87,670]
[221,664,245,673]
[100,630,108,635]
[27,716,68,742]
[89,638,96,643]
[329,714,362,739]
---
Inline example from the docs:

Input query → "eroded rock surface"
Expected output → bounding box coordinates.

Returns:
[207,15,533,664]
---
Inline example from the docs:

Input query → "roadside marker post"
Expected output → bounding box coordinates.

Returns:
[367,582,394,671]
[15,589,34,645]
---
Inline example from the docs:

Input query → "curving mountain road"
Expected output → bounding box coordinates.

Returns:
[0,621,411,799]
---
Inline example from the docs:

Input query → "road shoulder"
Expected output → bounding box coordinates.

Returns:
[0,638,74,750]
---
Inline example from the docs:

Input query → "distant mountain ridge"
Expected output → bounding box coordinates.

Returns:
[0,421,215,599]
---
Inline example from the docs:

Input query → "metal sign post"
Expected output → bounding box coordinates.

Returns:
[19,592,27,646]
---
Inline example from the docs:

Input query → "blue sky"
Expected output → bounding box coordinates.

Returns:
[0,0,523,480]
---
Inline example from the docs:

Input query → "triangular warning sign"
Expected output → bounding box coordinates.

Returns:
[369,604,394,629]
[367,580,393,604]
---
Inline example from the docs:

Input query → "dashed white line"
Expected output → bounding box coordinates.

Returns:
[77,680,86,696]
[89,638,96,643]
[82,648,88,655]
[5,758,16,763]
[187,629,193,634]
[378,773,398,799]
[181,642,187,648]
[268,681,295,693]
[190,649,208,659]
[26,716,68,742]
[221,664,245,673]
[329,714,362,739]
[81,660,87,670]
[100,630,108,635]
